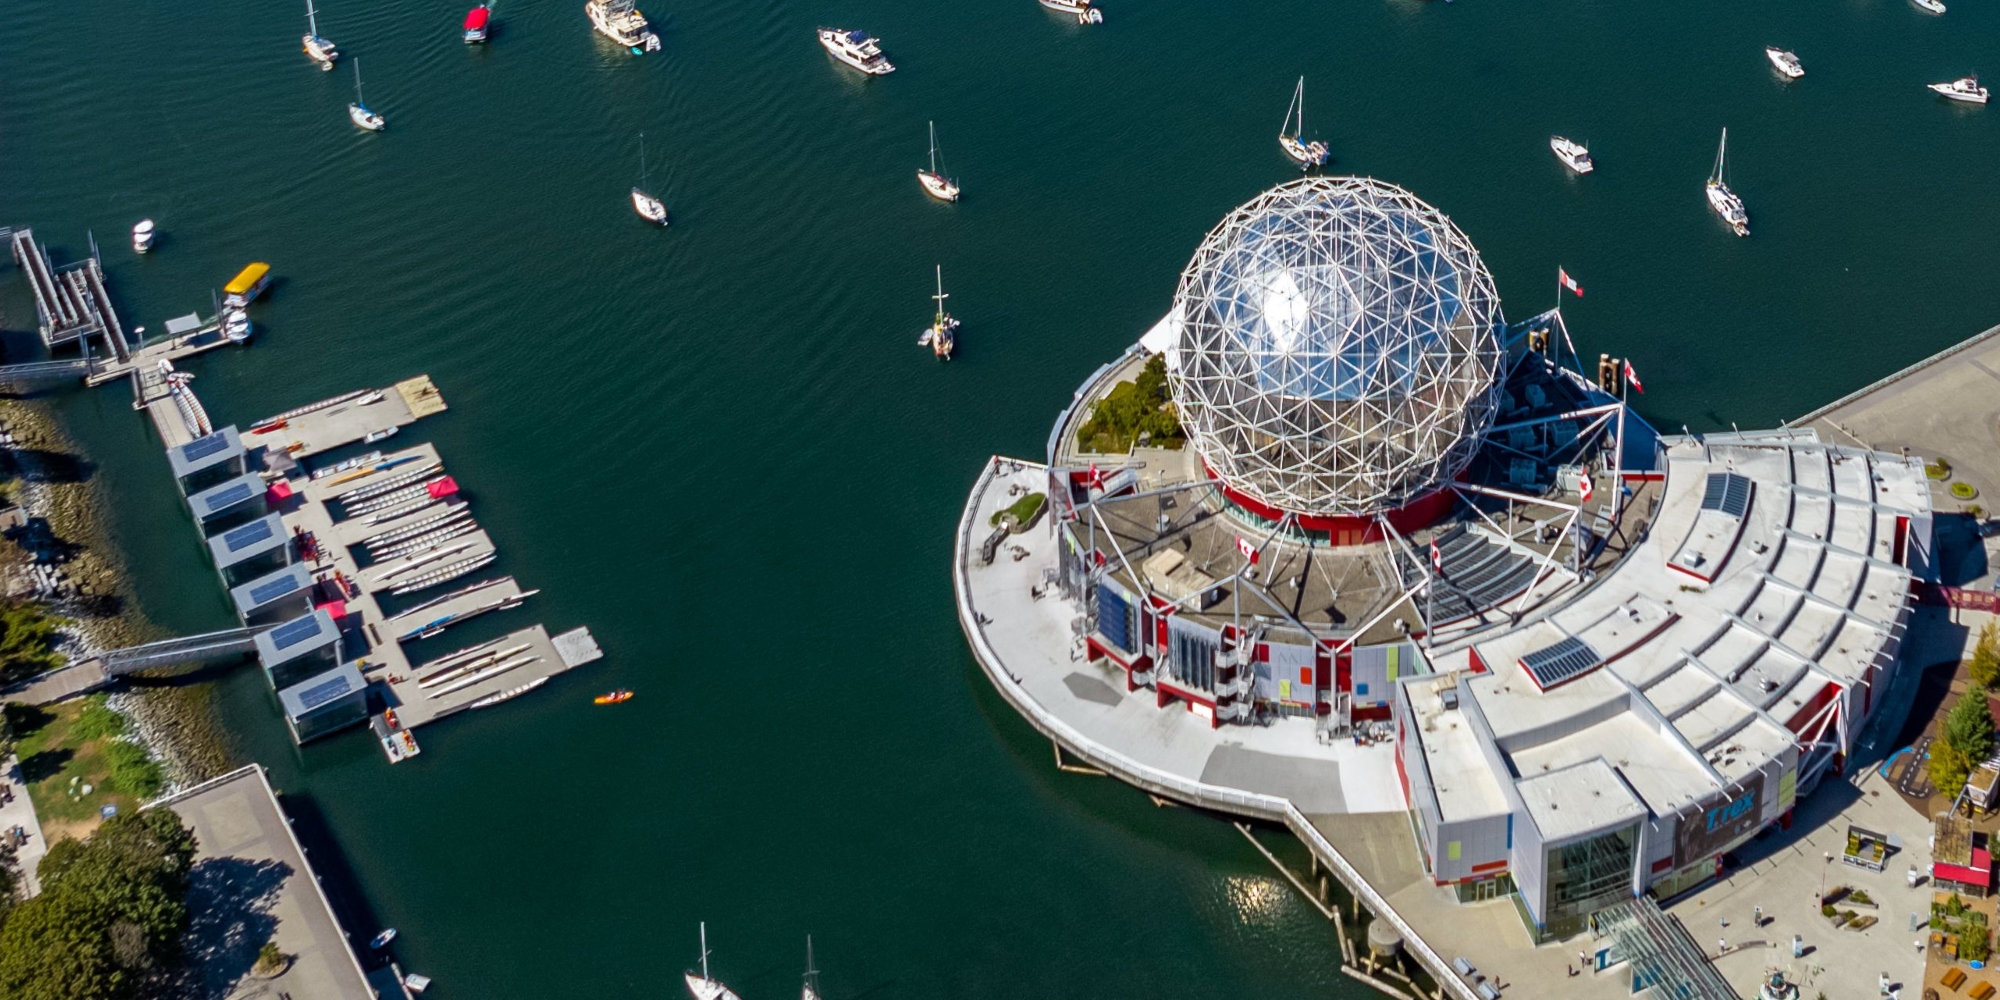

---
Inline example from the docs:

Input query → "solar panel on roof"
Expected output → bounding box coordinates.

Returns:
[181,432,232,463]
[1521,636,1603,690]
[201,482,256,512]
[295,674,355,712]
[1700,472,1752,518]
[247,573,305,607]
[223,518,276,551]
[270,615,324,651]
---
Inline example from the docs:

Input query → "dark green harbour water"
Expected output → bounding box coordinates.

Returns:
[3,0,1998,995]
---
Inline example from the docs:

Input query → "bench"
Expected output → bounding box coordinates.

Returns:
[1942,967,1966,991]
[1967,979,1993,1000]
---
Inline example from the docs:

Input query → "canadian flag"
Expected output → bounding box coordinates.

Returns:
[1579,473,1594,503]
[1559,268,1584,297]
[1623,360,1645,394]
[1236,536,1260,565]
[1429,538,1443,573]
[1086,462,1106,489]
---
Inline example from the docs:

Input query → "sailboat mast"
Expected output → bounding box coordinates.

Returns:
[699,922,711,983]
[933,265,948,323]
[639,132,648,187]
[353,58,363,103]
[1713,128,1727,183]
[1296,77,1305,138]
[307,0,319,36]
[928,121,939,175]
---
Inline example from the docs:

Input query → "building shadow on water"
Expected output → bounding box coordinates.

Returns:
[168,856,292,1000]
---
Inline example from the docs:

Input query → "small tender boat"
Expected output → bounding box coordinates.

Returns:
[464,4,491,43]
[132,220,156,254]
[917,121,960,202]
[1549,135,1593,174]
[404,974,432,994]
[1705,127,1749,237]
[303,0,339,70]
[818,27,894,75]
[686,923,745,1000]
[223,262,272,308]
[1912,0,1946,14]
[917,265,959,361]
[1278,77,1329,169]
[222,309,252,344]
[348,58,386,131]
[1930,75,1989,104]
[594,689,635,705]
[586,0,658,51]
[364,426,399,444]
[631,132,670,225]
[1039,0,1103,24]
[1765,47,1803,80]
[369,929,398,950]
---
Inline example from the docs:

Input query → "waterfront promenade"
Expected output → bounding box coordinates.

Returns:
[154,765,377,1000]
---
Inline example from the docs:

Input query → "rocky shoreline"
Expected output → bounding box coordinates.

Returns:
[0,394,235,787]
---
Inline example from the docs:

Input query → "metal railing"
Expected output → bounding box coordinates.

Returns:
[954,455,1481,1000]
[101,627,262,676]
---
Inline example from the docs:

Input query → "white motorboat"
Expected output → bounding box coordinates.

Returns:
[586,0,659,51]
[631,133,669,224]
[1039,0,1103,24]
[917,121,960,202]
[369,928,398,950]
[347,58,386,131]
[1912,0,1946,14]
[801,936,822,1000]
[917,265,959,361]
[818,27,894,75]
[132,220,156,254]
[1765,47,1803,79]
[1278,77,1330,169]
[1549,135,1593,174]
[303,0,339,70]
[1705,127,1749,237]
[222,309,252,344]
[685,923,745,1000]
[1930,75,1989,104]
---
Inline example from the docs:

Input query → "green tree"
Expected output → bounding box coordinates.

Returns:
[0,601,66,684]
[1972,620,2000,690]
[1933,691,1999,798]
[0,810,197,1000]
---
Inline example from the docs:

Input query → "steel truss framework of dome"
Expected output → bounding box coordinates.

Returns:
[1169,177,1505,518]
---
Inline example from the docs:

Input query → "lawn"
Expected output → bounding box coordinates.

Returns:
[6,695,160,842]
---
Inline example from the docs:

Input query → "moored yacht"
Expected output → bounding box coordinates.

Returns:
[223,308,252,345]
[347,58,385,131]
[1549,135,1593,174]
[1930,75,1989,104]
[464,4,491,43]
[1912,0,1946,14]
[1705,127,1749,237]
[685,924,744,1000]
[918,121,960,202]
[132,220,156,254]
[917,265,959,361]
[303,0,339,70]
[587,0,659,52]
[818,27,894,75]
[1039,0,1104,24]
[631,132,669,225]
[1277,77,1329,169]
[1765,47,1803,79]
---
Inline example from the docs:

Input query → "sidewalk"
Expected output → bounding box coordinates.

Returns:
[0,754,50,896]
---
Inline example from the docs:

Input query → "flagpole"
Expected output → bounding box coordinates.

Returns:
[1616,363,1628,481]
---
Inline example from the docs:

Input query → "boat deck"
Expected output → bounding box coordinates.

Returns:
[252,376,447,458]
[376,622,602,728]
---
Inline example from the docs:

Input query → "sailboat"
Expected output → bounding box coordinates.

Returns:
[1705,128,1748,237]
[917,264,960,360]
[631,133,670,225]
[917,121,960,202]
[303,0,340,70]
[348,58,386,131]
[1278,77,1329,169]
[802,936,822,1000]
[684,923,744,1000]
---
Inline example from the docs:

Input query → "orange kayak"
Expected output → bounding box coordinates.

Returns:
[594,690,634,705]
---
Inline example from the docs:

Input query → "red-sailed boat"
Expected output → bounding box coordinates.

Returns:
[463,5,491,43]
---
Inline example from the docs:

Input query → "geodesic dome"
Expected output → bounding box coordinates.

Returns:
[1168,177,1504,517]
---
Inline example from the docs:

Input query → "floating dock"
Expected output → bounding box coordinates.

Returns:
[6,227,127,360]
